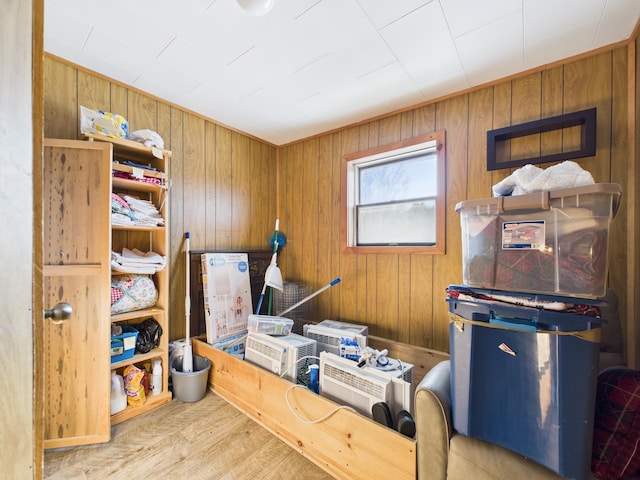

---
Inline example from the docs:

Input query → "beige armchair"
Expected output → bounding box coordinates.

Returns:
[415,359,566,480]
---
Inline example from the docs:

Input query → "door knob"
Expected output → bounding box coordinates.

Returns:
[44,302,72,323]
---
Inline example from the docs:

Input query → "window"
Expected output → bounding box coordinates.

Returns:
[342,131,446,254]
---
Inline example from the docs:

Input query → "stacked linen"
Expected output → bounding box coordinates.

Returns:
[123,194,164,227]
[111,193,135,226]
[111,192,164,227]
[112,247,166,274]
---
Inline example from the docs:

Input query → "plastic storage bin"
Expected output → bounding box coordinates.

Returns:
[111,325,138,363]
[247,314,293,336]
[456,183,621,298]
[448,293,602,479]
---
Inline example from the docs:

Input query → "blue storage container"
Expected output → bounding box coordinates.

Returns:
[448,287,603,480]
[111,325,138,364]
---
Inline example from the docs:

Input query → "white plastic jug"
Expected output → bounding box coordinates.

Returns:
[110,371,127,415]
[151,359,162,395]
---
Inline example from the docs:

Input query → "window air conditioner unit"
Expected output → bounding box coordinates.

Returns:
[244,332,317,383]
[319,351,414,418]
[319,351,391,418]
[367,358,415,416]
[369,357,414,385]
[303,323,367,357]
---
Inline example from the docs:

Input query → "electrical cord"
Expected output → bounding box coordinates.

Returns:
[280,354,357,423]
[285,384,357,424]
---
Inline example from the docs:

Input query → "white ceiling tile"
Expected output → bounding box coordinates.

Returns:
[72,7,176,57]
[595,0,640,47]
[47,39,140,86]
[524,20,600,70]
[156,36,225,82]
[44,4,92,49]
[455,10,523,87]
[524,0,606,41]
[82,27,150,79]
[419,75,470,101]
[269,0,381,71]
[381,2,465,90]
[109,0,218,33]
[176,2,272,59]
[441,0,521,38]
[301,62,420,113]
[135,61,202,96]
[356,0,435,29]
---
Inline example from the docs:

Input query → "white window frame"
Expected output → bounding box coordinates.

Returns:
[342,131,446,254]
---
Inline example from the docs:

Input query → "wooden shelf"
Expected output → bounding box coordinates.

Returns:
[110,391,172,425]
[84,132,172,159]
[110,347,167,370]
[111,224,165,232]
[112,162,165,179]
[111,307,165,323]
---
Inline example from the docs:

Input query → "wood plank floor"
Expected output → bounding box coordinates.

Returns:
[44,391,335,480]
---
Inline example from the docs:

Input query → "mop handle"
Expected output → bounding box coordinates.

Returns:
[278,277,341,317]
[185,232,191,340]
[267,218,279,315]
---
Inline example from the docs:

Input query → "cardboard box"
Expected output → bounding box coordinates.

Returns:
[201,253,252,344]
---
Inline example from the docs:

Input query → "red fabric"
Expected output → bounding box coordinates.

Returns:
[592,369,640,480]
[467,220,609,296]
[446,286,601,317]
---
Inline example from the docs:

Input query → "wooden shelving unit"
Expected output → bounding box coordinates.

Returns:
[86,133,173,425]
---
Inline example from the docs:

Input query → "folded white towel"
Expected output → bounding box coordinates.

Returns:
[111,260,158,275]
[111,248,166,274]
[122,195,164,226]
[121,248,166,267]
[492,161,595,197]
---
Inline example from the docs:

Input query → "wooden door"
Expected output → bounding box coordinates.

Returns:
[43,139,112,448]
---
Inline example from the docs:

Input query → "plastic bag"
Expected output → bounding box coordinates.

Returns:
[80,105,128,138]
[134,318,163,354]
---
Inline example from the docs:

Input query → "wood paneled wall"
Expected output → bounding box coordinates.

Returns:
[278,47,630,354]
[43,55,277,342]
[44,44,634,358]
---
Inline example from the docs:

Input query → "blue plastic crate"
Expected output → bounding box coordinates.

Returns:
[111,325,138,363]
[448,288,602,480]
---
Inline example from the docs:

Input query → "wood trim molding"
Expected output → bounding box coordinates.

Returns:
[33,0,45,477]
[627,36,639,369]
[341,130,446,255]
